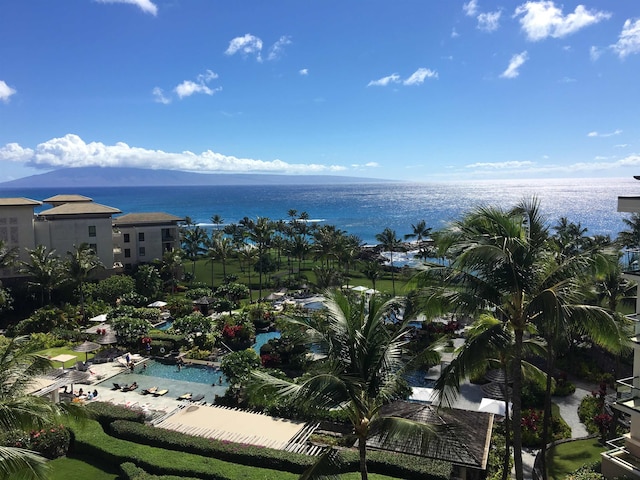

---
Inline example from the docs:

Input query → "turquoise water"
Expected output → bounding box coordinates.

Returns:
[253,331,281,354]
[138,360,225,385]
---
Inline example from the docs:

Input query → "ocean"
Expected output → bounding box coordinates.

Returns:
[1,177,638,246]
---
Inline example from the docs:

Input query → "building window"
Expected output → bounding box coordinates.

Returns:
[124,233,130,243]
[124,249,131,258]
[139,247,146,257]
[88,225,96,237]
[138,232,145,242]
[89,244,98,254]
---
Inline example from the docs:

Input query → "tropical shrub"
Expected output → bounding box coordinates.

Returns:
[520,408,571,447]
[3,425,71,459]
[88,274,135,304]
[565,464,604,480]
[110,316,151,343]
[11,306,77,335]
[119,292,149,307]
[185,287,213,300]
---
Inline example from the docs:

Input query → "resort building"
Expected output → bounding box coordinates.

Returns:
[601,189,640,479]
[112,213,183,271]
[0,194,183,280]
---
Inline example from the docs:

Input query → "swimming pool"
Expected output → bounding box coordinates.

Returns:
[253,331,281,353]
[104,360,227,404]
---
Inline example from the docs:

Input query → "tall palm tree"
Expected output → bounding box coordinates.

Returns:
[159,249,183,293]
[0,240,17,312]
[211,214,224,233]
[248,217,274,299]
[361,261,383,292]
[251,290,441,480]
[238,244,258,301]
[375,228,402,295]
[182,226,208,278]
[0,335,83,479]
[20,245,65,306]
[405,220,432,261]
[414,198,620,480]
[66,243,103,321]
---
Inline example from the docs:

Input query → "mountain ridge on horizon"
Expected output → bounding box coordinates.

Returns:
[0,167,396,189]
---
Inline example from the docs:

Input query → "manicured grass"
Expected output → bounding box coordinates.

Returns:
[48,455,118,480]
[546,438,606,480]
[38,346,95,368]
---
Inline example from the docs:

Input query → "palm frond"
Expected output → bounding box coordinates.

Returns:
[0,445,48,480]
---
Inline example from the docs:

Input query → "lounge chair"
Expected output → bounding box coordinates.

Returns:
[123,383,138,392]
[178,392,192,400]
[112,383,122,390]
[76,361,88,372]
[142,386,158,395]
[189,393,205,402]
[154,389,169,397]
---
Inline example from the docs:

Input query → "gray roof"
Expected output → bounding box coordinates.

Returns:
[43,194,93,204]
[38,202,122,216]
[367,401,494,470]
[0,197,42,207]
[113,212,184,225]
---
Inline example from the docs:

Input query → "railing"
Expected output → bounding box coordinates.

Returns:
[626,314,640,337]
[616,376,640,406]
[603,436,640,472]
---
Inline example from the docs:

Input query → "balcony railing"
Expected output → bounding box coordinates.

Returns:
[603,436,640,474]
[626,314,640,337]
[614,376,640,414]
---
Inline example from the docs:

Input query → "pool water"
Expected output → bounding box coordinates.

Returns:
[139,361,225,385]
[253,331,281,353]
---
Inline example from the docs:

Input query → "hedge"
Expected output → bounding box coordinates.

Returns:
[120,462,202,480]
[110,419,451,480]
[68,418,298,480]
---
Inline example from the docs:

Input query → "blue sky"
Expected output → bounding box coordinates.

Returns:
[1,0,639,183]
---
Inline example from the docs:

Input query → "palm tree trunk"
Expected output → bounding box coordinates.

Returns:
[512,328,524,480]
[358,436,368,480]
[502,366,512,480]
[540,340,555,480]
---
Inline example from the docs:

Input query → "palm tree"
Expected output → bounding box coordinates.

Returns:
[211,214,224,233]
[0,240,17,312]
[375,228,402,295]
[361,261,383,292]
[414,198,620,480]
[159,249,183,293]
[405,220,432,260]
[0,335,83,479]
[20,245,65,306]
[66,243,103,321]
[238,244,258,301]
[617,212,640,268]
[182,226,208,278]
[248,217,274,299]
[251,290,441,480]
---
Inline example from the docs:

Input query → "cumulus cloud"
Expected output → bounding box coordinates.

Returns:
[466,160,535,169]
[351,162,379,168]
[368,69,438,87]
[367,74,401,87]
[175,70,221,99]
[514,1,611,41]
[299,69,309,76]
[0,134,347,174]
[225,34,264,61]
[610,18,640,59]
[0,80,16,103]
[152,87,171,104]
[463,0,479,17]
[95,0,157,15]
[403,68,438,85]
[268,35,292,61]
[464,154,640,176]
[587,129,622,137]
[500,51,528,78]
[477,11,502,32]
[590,45,603,61]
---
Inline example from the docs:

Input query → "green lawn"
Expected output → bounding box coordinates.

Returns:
[547,438,606,480]
[48,455,118,480]
[38,346,95,368]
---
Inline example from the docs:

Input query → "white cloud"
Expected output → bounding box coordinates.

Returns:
[225,34,263,61]
[403,68,438,85]
[463,0,479,17]
[610,18,640,59]
[299,69,309,76]
[95,0,157,16]
[559,76,576,83]
[451,28,459,38]
[351,162,379,168]
[0,134,347,174]
[174,70,221,99]
[615,144,629,148]
[466,160,535,169]
[477,11,501,32]
[268,36,292,61]
[590,45,602,61]
[500,51,528,79]
[0,80,16,102]
[514,1,611,41]
[367,74,401,87]
[587,129,622,137]
[152,87,171,104]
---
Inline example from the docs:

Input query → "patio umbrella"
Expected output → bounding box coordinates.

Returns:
[89,313,108,323]
[478,397,512,417]
[351,285,368,292]
[148,300,168,308]
[96,332,118,345]
[72,340,101,362]
[49,354,77,371]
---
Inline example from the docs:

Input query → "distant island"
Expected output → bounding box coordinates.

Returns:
[0,167,395,188]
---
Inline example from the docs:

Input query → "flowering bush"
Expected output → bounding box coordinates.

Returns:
[260,353,282,368]
[520,408,571,447]
[7,425,71,459]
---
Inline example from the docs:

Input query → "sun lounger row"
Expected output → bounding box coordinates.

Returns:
[139,386,169,396]
[177,392,205,402]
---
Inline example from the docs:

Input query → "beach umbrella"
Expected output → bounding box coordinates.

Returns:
[351,285,368,292]
[72,340,101,362]
[96,332,118,345]
[89,313,108,323]
[49,354,77,371]
[148,300,168,308]
[478,397,511,417]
